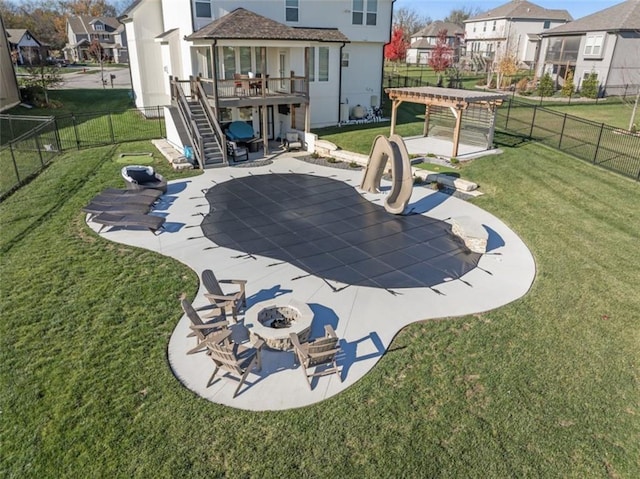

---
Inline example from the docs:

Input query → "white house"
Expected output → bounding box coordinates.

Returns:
[536,0,640,96]
[6,28,45,65]
[64,15,128,63]
[406,21,465,65]
[120,0,393,134]
[464,0,571,70]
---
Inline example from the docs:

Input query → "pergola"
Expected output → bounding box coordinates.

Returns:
[385,87,509,157]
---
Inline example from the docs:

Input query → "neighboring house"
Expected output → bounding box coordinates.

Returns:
[64,15,128,63]
[119,0,393,131]
[536,0,640,96]
[464,0,571,70]
[1,17,21,111]
[406,21,464,65]
[6,28,45,65]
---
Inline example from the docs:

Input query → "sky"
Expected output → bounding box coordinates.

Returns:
[394,0,623,22]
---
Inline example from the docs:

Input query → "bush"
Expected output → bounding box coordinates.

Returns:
[561,71,575,97]
[581,72,599,99]
[516,77,530,93]
[537,73,554,97]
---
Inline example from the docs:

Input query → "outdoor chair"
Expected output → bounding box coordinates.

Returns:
[227,141,249,162]
[121,165,168,193]
[101,187,163,200]
[82,201,150,219]
[180,298,228,354]
[90,192,159,207]
[91,212,166,235]
[290,325,342,389]
[201,269,247,321]
[284,131,304,151]
[204,329,264,398]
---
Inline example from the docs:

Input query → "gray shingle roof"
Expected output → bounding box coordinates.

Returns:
[542,0,640,35]
[67,15,121,35]
[412,21,464,39]
[466,0,572,22]
[186,8,349,42]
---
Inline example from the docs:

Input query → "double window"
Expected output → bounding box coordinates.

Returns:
[584,34,604,57]
[222,46,265,79]
[309,47,329,82]
[286,0,299,22]
[195,0,211,18]
[352,0,377,26]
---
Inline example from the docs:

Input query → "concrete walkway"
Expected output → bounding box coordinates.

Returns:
[88,154,535,411]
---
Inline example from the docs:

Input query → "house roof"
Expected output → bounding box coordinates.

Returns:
[6,28,42,46]
[541,0,640,35]
[186,8,349,42]
[67,15,121,34]
[412,21,464,39]
[466,0,572,22]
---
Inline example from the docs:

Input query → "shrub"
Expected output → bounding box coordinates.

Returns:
[581,72,599,99]
[450,157,460,165]
[516,77,530,93]
[537,73,554,98]
[561,71,575,97]
[326,157,338,163]
[349,161,360,168]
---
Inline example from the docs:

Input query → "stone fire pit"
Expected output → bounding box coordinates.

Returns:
[247,299,313,351]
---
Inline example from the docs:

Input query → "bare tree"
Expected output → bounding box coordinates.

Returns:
[88,37,108,88]
[444,7,481,26]
[393,7,431,43]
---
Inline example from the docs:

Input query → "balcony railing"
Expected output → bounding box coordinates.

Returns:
[198,76,308,101]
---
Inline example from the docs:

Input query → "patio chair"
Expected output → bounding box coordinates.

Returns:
[91,212,166,235]
[290,325,342,389]
[121,165,168,193]
[82,201,150,219]
[284,131,304,151]
[201,269,247,321]
[90,192,159,206]
[101,187,164,200]
[180,298,228,355]
[204,329,264,398]
[226,141,249,162]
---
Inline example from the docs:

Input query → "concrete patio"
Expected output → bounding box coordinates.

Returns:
[87,151,535,411]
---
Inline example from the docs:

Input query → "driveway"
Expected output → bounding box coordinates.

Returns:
[57,66,132,89]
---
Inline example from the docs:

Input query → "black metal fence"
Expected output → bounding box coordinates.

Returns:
[497,99,640,180]
[0,106,165,201]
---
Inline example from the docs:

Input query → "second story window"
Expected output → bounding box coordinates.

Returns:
[584,34,604,57]
[492,21,496,31]
[95,23,104,31]
[352,0,377,26]
[543,20,551,29]
[483,22,486,32]
[195,1,211,18]
[309,47,329,82]
[286,0,299,22]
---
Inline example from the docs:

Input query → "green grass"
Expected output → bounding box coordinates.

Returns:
[1,127,639,477]
[6,89,134,116]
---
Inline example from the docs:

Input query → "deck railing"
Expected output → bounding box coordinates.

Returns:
[203,76,308,100]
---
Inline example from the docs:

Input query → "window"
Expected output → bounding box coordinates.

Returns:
[473,25,476,33]
[492,21,496,31]
[341,52,349,67]
[543,20,551,29]
[309,47,329,82]
[222,46,236,80]
[285,0,298,22]
[483,22,486,32]
[239,47,252,74]
[255,47,264,74]
[95,23,104,31]
[352,0,377,25]
[195,1,211,18]
[309,47,315,81]
[584,34,604,56]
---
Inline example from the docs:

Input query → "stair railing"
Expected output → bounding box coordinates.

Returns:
[193,76,227,164]
[172,77,205,169]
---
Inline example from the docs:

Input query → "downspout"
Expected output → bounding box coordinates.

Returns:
[116,14,135,103]
[338,42,346,124]
[211,39,219,113]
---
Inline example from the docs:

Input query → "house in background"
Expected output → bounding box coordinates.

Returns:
[6,28,46,65]
[1,17,21,111]
[464,0,571,71]
[120,0,393,166]
[406,21,464,65]
[63,15,128,63]
[536,0,640,96]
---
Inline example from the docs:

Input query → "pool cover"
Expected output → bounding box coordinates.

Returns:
[200,173,481,290]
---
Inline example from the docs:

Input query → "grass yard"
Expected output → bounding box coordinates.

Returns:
[6,89,134,117]
[1,127,638,477]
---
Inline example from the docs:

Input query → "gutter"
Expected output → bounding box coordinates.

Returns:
[116,15,135,101]
[338,41,346,124]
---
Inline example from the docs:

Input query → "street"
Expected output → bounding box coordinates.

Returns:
[56,66,132,89]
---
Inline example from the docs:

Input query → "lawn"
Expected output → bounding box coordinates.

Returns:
[1,126,638,477]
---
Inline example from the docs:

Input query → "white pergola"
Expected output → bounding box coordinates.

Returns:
[385,87,509,157]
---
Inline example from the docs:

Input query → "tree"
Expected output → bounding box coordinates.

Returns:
[495,52,519,89]
[428,29,452,86]
[393,7,431,43]
[21,61,63,106]
[538,72,554,98]
[561,70,575,97]
[444,7,481,25]
[88,38,108,88]
[581,72,599,99]
[384,26,408,66]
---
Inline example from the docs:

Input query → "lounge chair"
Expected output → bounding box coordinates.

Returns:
[91,212,166,235]
[121,165,168,193]
[284,131,304,151]
[204,329,264,397]
[100,187,163,200]
[89,192,159,206]
[180,298,228,354]
[82,201,150,219]
[201,269,247,321]
[226,141,249,162]
[290,325,342,389]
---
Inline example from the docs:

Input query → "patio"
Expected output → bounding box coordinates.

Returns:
[88,150,535,411]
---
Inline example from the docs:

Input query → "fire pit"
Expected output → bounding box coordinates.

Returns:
[247,299,313,351]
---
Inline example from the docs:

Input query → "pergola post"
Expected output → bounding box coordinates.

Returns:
[390,100,402,136]
[423,104,431,137]
[486,103,497,149]
[451,107,463,157]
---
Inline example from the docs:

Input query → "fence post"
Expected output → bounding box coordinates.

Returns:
[558,113,567,149]
[10,143,20,184]
[72,114,80,150]
[529,106,538,139]
[108,112,115,144]
[593,123,605,164]
[158,106,164,137]
[35,133,44,167]
[504,97,512,130]
[54,118,62,151]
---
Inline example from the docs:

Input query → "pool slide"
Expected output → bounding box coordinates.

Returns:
[360,134,413,214]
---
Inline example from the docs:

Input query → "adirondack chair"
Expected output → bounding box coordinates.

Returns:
[201,269,247,322]
[290,325,342,389]
[205,329,264,398]
[180,298,228,354]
